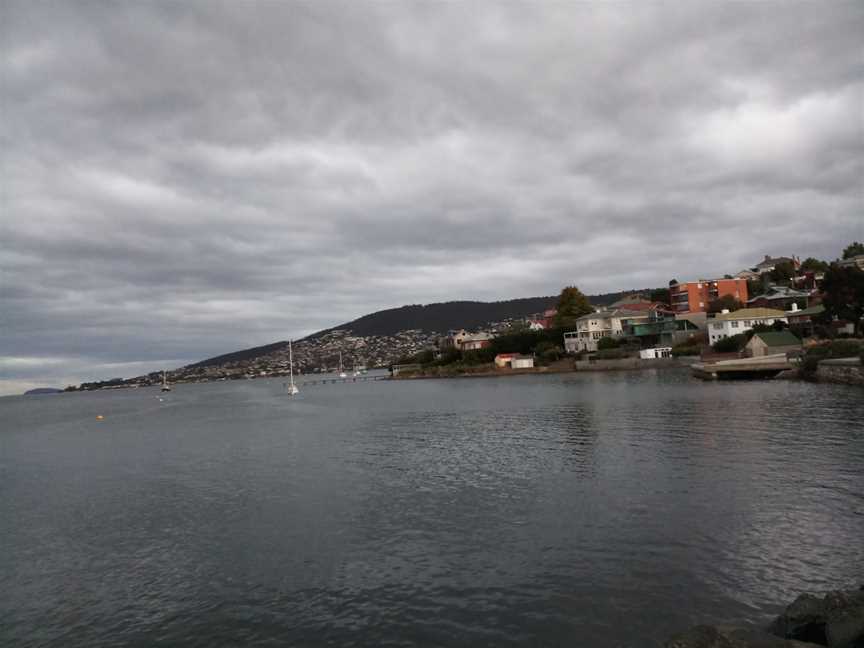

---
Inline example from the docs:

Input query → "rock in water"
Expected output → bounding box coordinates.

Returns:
[769,594,829,644]
[664,624,826,647]
[824,590,864,648]
[769,588,864,648]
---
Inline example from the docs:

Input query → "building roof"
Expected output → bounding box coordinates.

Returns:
[787,304,825,317]
[462,332,493,342]
[755,255,795,269]
[750,331,802,347]
[613,301,666,311]
[748,286,811,302]
[736,269,761,279]
[714,308,786,321]
[575,308,648,321]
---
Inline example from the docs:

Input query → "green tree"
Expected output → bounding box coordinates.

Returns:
[507,319,530,333]
[842,241,864,259]
[554,286,593,328]
[712,334,748,353]
[769,260,796,283]
[707,294,743,314]
[649,287,671,305]
[820,265,864,335]
[596,336,620,350]
[800,257,829,273]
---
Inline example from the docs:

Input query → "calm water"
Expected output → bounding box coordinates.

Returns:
[1,371,863,647]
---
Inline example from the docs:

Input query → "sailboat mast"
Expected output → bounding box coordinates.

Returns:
[289,340,295,389]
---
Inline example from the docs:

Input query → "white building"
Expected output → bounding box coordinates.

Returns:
[639,347,672,359]
[708,308,787,345]
[564,309,650,353]
[511,355,534,369]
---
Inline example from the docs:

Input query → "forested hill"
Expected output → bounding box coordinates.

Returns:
[312,296,557,338]
[187,289,656,369]
[309,289,654,339]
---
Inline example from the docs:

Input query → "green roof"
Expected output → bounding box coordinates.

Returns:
[788,304,825,317]
[751,331,801,347]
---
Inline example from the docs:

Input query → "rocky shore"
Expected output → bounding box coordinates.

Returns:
[665,587,864,647]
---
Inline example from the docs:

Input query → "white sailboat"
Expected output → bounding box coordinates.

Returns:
[287,340,299,396]
[161,370,171,392]
[338,351,347,379]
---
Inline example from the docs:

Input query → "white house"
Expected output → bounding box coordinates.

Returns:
[564,309,650,353]
[708,308,787,345]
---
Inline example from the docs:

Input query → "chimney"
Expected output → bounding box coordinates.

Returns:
[721,309,730,314]
[764,255,771,262]
[791,303,799,312]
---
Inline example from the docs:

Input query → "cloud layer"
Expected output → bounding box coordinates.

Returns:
[2,1,862,393]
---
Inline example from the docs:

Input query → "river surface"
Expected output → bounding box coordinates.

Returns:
[1,370,863,647]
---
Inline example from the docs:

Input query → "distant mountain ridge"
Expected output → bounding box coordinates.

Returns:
[187,289,654,369]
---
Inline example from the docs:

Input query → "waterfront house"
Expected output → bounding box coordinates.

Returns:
[460,332,493,351]
[708,308,787,345]
[624,307,700,347]
[744,331,802,358]
[668,277,748,314]
[566,308,651,352]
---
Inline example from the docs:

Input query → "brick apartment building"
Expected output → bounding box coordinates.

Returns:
[668,278,748,314]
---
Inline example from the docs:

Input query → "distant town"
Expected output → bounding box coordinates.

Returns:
[67,243,864,391]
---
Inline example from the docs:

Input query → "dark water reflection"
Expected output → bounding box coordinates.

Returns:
[1,370,862,647]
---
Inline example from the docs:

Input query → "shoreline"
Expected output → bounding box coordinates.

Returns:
[392,357,696,381]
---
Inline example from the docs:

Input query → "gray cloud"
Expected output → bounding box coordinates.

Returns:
[2,1,863,393]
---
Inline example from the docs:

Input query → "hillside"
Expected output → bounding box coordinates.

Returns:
[187,289,655,370]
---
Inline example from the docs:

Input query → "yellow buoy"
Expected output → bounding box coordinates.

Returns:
[96,415,104,420]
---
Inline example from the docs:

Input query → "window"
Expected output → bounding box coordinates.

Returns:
[712,323,723,330]
[731,321,739,328]
[744,320,751,326]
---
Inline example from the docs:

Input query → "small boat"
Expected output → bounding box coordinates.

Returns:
[161,370,171,392]
[338,351,347,379]
[287,340,299,396]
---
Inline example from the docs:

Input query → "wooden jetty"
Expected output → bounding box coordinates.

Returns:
[691,353,794,380]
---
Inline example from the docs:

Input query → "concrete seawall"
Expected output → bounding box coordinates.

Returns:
[575,356,697,371]
[817,358,864,386]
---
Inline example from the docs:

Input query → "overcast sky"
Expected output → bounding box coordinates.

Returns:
[1,2,862,394]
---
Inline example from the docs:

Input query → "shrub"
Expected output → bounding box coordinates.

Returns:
[594,349,630,360]
[672,344,700,357]
[597,336,620,350]
[800,339,863,376]
[801,345,831,375]
[828,339,862,358]
[712,334,748,353]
